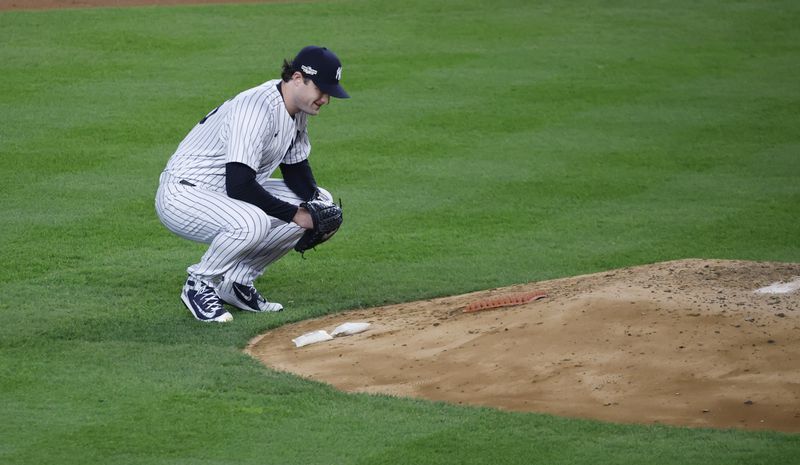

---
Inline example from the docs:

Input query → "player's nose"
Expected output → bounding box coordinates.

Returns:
[318,94,330,105]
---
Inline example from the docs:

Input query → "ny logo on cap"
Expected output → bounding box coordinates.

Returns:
[336,67,342,81]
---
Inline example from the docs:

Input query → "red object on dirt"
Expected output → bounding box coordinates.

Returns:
[463,291,547,313]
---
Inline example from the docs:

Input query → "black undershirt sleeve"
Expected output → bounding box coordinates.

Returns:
[279,159,318,202]
[225,162,298,224]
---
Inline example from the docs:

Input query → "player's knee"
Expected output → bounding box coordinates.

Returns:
[252,215,272,243]
[316,186,333,203]
[238,213,272,248]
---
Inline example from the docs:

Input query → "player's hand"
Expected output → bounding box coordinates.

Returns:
[293,207,314,229]
[293,199,343,254]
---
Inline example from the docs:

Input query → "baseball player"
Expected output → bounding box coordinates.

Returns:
[155,45,349,323]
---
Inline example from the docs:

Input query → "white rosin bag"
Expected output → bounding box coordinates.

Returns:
[331,322,371,337]
[292,330,333,348]
[292,322,371,348]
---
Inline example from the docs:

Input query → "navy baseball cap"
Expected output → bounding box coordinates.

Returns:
[292,46,350,99]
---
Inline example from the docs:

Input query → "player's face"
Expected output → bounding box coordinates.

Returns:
[296,78,330,116]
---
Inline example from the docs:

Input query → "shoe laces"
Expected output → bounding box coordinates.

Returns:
[197,282,224,314]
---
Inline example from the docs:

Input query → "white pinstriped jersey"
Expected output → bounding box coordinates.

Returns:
[163,79,310,192]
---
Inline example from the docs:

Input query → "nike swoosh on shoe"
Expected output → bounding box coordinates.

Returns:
[233,284,262,311]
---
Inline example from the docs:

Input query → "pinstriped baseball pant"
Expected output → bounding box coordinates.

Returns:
[155,171,331,286]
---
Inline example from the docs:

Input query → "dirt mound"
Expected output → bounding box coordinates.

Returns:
[246,259,800,432]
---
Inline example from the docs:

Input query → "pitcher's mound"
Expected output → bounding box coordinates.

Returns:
[246,259,800,432]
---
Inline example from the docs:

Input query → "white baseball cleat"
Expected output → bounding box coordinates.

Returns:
[217,280,284,313]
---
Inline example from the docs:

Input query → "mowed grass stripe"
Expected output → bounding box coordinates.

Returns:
[1,0,799,463]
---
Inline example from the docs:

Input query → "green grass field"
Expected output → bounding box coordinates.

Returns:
[1,0,799,463]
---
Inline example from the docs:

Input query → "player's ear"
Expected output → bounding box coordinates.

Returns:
[291,71,305,85]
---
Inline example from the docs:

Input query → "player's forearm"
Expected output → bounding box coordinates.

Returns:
[225,162,298,223]
[279,160,317,201]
